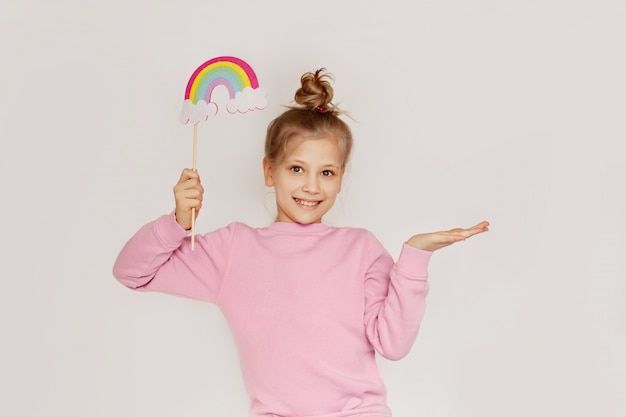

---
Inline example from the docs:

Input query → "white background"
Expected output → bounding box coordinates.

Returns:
[1,1,624,416]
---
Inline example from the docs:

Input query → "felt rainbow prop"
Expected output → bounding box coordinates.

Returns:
[180,56,266,125]
[180,56,265,250]
[184,56,259,104]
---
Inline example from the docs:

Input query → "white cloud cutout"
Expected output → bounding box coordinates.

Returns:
[180,87,267,124]
[179,99,218,125]
[226,87,268,114]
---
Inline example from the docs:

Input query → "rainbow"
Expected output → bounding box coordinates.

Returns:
[184,56,260,104]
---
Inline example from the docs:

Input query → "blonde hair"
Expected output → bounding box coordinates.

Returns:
[264,69,353,167]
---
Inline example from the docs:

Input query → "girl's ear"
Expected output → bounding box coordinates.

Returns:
[263,158,275,187]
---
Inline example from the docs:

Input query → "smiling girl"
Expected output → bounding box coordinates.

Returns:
[113,69,489,417]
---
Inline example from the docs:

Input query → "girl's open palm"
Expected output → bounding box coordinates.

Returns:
[406,221,489,252]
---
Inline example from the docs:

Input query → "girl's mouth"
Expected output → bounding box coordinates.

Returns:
[294,198,321,208]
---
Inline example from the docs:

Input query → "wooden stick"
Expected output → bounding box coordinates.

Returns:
[191,123,198,250]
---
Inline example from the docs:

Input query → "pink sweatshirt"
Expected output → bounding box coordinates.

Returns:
[113,213,431,417]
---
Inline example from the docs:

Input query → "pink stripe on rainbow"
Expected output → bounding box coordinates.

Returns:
[184,56,260,104]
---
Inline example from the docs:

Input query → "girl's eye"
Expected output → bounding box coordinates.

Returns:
[321,170,334,177]
[291,166,303,173]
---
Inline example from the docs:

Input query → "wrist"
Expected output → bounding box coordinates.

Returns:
[174,212,192,231]
[406,236,435,252]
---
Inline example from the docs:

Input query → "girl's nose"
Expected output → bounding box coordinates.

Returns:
[302,174,320,193]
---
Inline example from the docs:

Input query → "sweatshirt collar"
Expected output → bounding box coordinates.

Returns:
[265,221,332,235]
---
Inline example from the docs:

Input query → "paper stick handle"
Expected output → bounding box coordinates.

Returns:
[191,123,198,250]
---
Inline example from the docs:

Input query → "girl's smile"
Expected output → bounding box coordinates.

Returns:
[294,198,321,208]
[263,134,344,224]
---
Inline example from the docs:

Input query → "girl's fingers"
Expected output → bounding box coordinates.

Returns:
[180,167,199,179]
[177,180,203,195]
[174,178,204,196]
[177,169,201,189]
[456,222,490,238]
[177,188,203,203]
[407,221,489,251]
[473,221,490,230]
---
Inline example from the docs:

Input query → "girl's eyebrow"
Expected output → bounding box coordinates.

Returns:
[288,159,340,168]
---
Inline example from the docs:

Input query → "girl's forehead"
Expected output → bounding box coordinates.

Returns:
[283,135,341,159]
[286,132,338,150]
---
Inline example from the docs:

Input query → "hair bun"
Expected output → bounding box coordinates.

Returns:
[294,68,335,112]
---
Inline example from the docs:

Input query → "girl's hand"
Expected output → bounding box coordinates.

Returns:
[406,221,490,252]
[173,168,204,230]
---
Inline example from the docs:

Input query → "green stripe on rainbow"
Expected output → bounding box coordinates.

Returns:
[184,56,260,104]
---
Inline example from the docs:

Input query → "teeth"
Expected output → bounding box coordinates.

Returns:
[296,198,319,207]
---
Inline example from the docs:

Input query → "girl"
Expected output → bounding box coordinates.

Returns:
[113,69,489,417]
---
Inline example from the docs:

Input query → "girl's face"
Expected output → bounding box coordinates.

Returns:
[263,134,344,224]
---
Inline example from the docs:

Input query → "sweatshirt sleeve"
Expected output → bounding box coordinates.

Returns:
[112,213,236,303]
[363,234,432,360]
